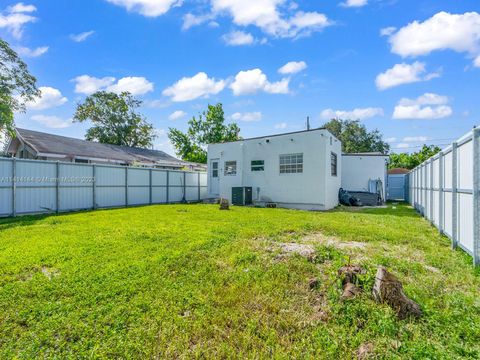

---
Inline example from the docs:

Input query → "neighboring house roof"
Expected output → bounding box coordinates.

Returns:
[388,168,410,174]
[9,128,203,169]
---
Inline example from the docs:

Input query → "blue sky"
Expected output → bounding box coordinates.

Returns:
[1,0,479,155]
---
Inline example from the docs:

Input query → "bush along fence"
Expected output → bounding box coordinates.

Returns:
[0,157,208,217]
[408,127,480,266]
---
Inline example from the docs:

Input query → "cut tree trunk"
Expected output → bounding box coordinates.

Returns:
[372,266,422,320]
[219,198,229,210]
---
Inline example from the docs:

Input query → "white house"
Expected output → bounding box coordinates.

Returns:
[207,128,342,210]
[341,153,389,201]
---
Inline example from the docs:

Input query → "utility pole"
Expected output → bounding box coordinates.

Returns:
[306,116,310,131]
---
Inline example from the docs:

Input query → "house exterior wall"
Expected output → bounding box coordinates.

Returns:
[341,155,388,198]
[207,129,341,210]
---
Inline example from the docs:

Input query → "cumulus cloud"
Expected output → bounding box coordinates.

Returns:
[375,61,440,90]
[31,115,72,129]
[393,93,452,120]
[340,0,368,8]
[162,72,226,102]
[211,0,331,38]
[387,12,480,66]
[73,75,153,96]
[182,13,215,30]
[14,45,48,57]
[320,107,384,120]
[230,68,289,96]
[105,0,183,17]
[168,110,187,120]
[222,30,255,46]
[25,87,68,110]
[106,77,154,96]
[0,2,37,39]
[380,26,396,36]
[278,61,307,74]
[70,30,95,42]
[475,55,480,67]
[231,111,262,122]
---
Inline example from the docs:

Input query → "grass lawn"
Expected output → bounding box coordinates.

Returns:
[0,204,479,359]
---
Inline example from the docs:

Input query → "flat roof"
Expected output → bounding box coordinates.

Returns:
[342,152,388,157]
[210,127,331,144]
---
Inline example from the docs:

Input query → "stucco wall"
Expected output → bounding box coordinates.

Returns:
[207,129,341,210]
[341,155,388,198]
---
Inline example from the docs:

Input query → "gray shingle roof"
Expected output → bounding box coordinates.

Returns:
[16,128,191,167]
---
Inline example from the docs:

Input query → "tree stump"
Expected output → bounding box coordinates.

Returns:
[338,265,366,285]
[372,266,422,320]
[219,198,229,210]
[341,282,362,300]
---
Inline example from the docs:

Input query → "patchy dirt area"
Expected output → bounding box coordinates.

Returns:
[302,232,367,250]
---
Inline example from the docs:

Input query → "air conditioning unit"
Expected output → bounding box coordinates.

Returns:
[231,187,253,206]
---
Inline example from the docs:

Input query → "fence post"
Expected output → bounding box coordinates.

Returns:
[92,164,97,210]
[198,172,201,202]
[12,158,16,217]
[183,171,186,202]
[429,160,434,222]
[149,168,153,205]
[166,170,169,204]
[56,161,60,214]
[125,167,128,207]
[438,152,444,234]
[473,128,480,266]
[451,142,458,250]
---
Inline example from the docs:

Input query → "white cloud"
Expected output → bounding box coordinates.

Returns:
[320,107,384,120]
[230,68,289,96]
[340,0,368,8]
[403,136,429,142]
[31,115,72,129]
[211,0,331,38]
[0,2,37,39]
[380,26,396,36]
[222,30,255,46]
[393,93,453,120]
[375,61,440,90]
[387,12,480,67]
[182,13,215,30]
[73,75,153,96]
[278,61,307,75]
[106,76,154,96]
[162,72,226,102]
[396,143,410,149]
[14,45,48,57]
[70,30,95,42]
[385,137,397,143]
[168,110,187,120]
[73,75,116,95]
[475,55,480,67]
[274,122,287,129]
[231,111,262,122]
[105,0,183,17]
[25,87,68,110]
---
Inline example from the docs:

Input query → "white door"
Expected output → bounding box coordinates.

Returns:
[209,159,220,196]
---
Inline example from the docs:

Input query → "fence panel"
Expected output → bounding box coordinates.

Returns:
[0,158,208,218]
[409,127,480,266]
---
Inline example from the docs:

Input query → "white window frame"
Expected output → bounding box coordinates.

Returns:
[279,153,303,174]
[251,160,265,172]
[224,161,237,176]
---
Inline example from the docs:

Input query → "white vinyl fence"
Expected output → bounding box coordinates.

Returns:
[0,157,208,217]
[408,127,480,266]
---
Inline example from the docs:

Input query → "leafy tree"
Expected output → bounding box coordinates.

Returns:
[389,145,441,170]
[168,103,240,163]
[0,38,40,136]
[323,118,390,154]
[73,91,156,148]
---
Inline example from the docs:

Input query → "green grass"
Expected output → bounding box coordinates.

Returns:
[0,204,479,359]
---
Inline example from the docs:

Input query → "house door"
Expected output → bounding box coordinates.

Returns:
[209,159,220,196]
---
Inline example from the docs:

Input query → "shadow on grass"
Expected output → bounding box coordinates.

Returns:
[331,203,421,218]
